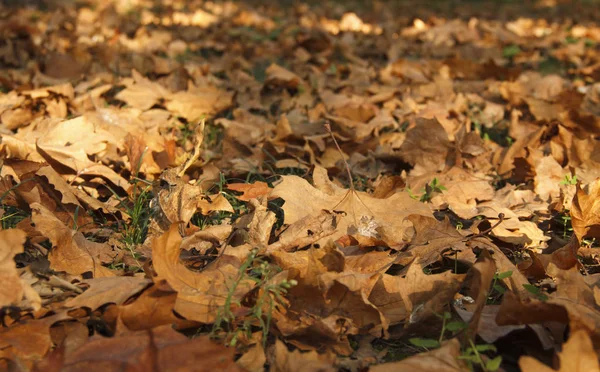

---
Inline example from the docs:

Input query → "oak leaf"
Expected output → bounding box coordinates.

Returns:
[269,165,432,247]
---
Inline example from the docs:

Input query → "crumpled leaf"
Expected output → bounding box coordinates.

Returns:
[152,224,254,323]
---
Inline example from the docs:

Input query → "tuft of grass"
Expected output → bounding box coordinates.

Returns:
[408,178,447,203]
[105,181,153,271]
[211,248,297,348]
[1,205,29,230]
[502,44,521,59]
[409,311,502,371]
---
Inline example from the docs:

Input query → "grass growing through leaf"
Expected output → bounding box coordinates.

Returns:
[210,248,297,347]
[409,311,502,372]
[407,178,447,203]
[488,270,512,304]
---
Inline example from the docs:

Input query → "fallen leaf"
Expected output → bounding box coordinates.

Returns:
[370,338,466,372]
[65,276,151,311]
[571,180,600,241]
[270,165,432,247]
[44,325,242,372]
[227,181,270,201]
[0,229,27,308]
[31,203,115,277]
[152,224,254,323]
[519,329,600,372]
[271,339,336,372]
[0,321,52,369]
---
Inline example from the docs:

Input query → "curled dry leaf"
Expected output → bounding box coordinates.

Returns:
[152,224,255,323]
[31,203,115,277]
[456,249,496,343]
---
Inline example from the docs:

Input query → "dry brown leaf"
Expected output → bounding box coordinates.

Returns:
[115,70,169,110]
[118,282,196,331]
[265,64,305,90]
[0,229,27,308]
[270,165,432,247]
[152,224,254,323]
[0,321,52,369]
[399,117,452,172]
[41,325,242,372]
[571,179,600,241]
[227,181,270,201]
[65,276,151,311]
[457,249,496,343]
[370,338,466,372]
[519,330,600,372]
[165,85,234,122]
[397,257,465,323]
[267,210,339,253]
[271,339,336,372]
[236,343,266,372]
[31,203,115,277]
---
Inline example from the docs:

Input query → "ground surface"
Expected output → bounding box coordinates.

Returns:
[1,0,600,371]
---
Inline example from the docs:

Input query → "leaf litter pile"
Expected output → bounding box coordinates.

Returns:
[3,0,600,370]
